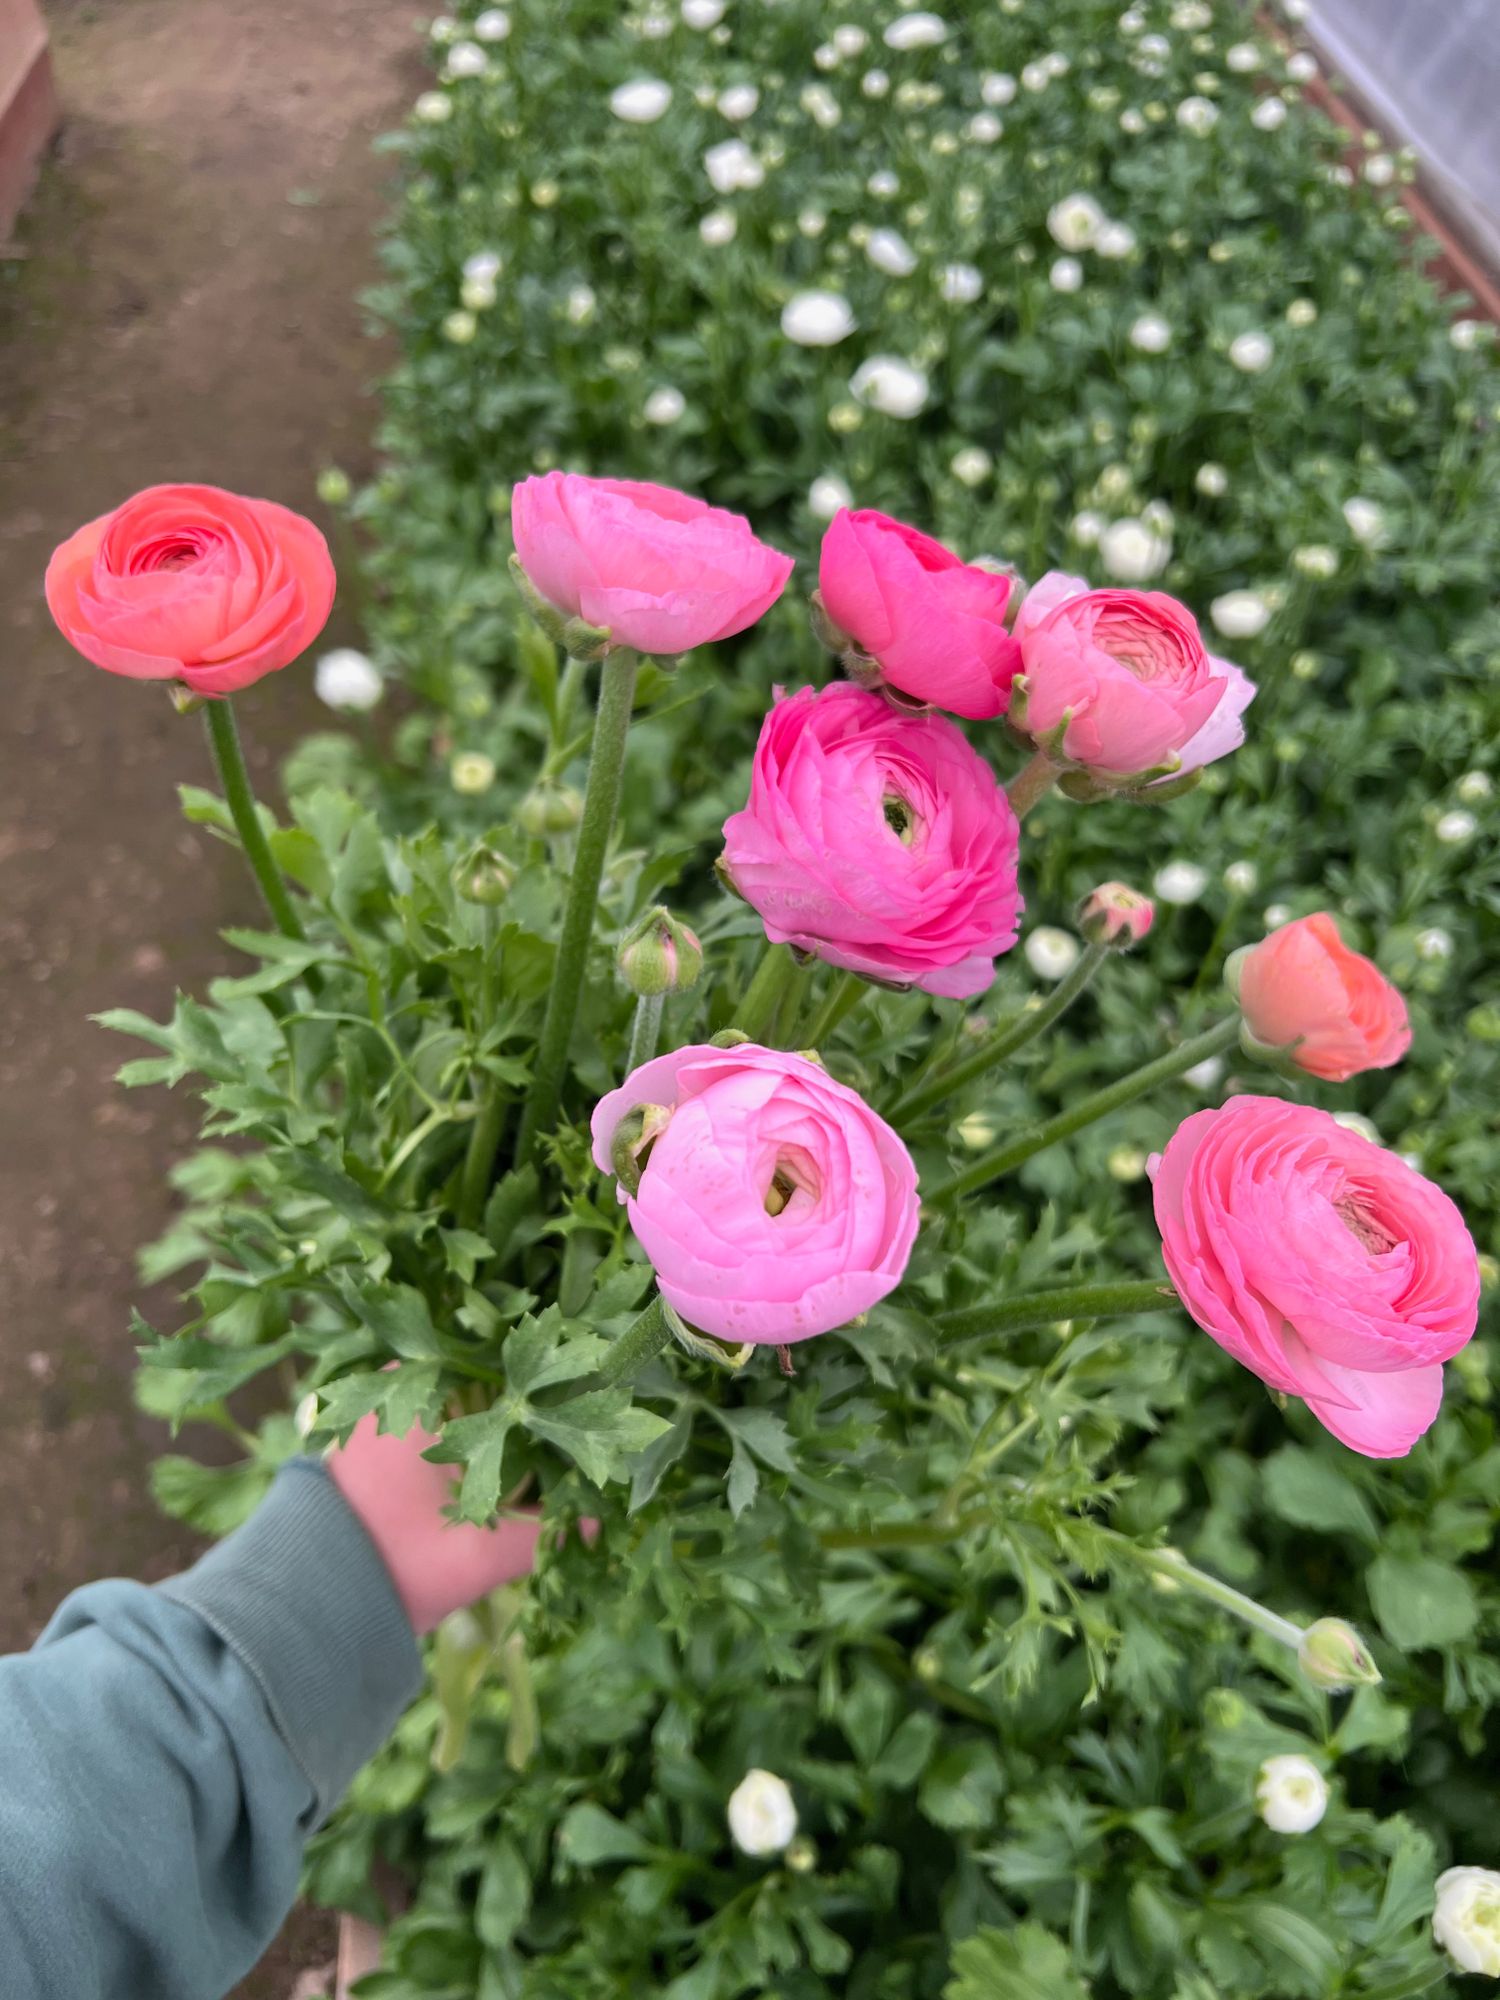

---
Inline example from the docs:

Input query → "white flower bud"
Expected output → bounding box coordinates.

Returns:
[866,228,918,276]
[981,71,1016,105]
[1209,589,1271,639]
[850,355,929,418]
[414,90,454,123]
[727,1769,798,1855]
[1436,810,1477,845]
[940,261,983,303]
[1129,313,1173,353]
[1176,95,1219,133]
[474,7,510,38]
[1100,518,1170,581]
[704,138,763,192]
[445,40,488,77]
[1251,96,1287,131]
[781,290,856,346]
[1456,770,1492,803]
[644,385,686,425]
[1256,1754,1328,1834]
[1229,330,1274,373]
[716,83,759,121]
[1195,462,1228,497]
[1153,860,1208,905]
[883,10,947,50]
[1095,220,1136,258]
[1434,1867,1500,1976]
[450,751,496,796]
[951,446,992,487]
[1050,256,1084,293]
[1048,191,1106,250]
[699,209,737,245]
[808,474,853,520]
[681,0,725,26]
[611,77,673,123]
[1025,927,1082,981]
[314,648,384,713]
[1342,496,1388,547]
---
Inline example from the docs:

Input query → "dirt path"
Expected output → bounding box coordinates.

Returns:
[0,1,420,1990]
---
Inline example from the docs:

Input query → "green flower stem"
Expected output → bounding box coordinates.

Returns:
[457,909,507,1226]
[202,699,304,940]
[1006,750,1062,821]
[730,942,800,1043]
[936,1279,1177,1345]
[625,992,665,1074]
[1099,1528,1306,1651]
[926,1014,1240,1207]
[516,649,640,1169]
[771,954,816,1048]
[554,655,587,748]
[799,969,868,1051]
[591,1293,672,1390]
[891,940,1110,1124]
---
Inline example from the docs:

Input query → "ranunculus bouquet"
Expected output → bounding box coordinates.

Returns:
[50,473,1487,1993]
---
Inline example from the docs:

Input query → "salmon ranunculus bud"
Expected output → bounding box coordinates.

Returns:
[510,472,794,658]
[1077,882,1154,950]
[1012,571,1254,782]
[1228,912,1411,1082]
[816,508,1021,719]
[1153,1096,1480,1458]
[591,1043,919,1345]
[45,484,336,697]
[720,684,1023,998]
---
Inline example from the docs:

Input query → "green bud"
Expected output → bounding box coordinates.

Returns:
[609,1103,673,1196]
[452,838,517,907]
[784,1836,818,1874]
[518,777,585,836]
[617,906,704,997]
[316,466,352,506]
[1297,1617,1382,1692]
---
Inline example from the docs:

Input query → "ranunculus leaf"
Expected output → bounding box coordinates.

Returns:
[944,1923,1088,2000]
[1262,1444,1380,1544]
[1367,1552,1478,1650]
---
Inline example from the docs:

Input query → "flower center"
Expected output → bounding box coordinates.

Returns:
[1335,1194,1399,1256]
[882,791,919,845]
[763,1148,820,1216]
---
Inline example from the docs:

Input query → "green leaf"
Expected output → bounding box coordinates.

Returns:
[526,1392,671,1488]
[503,1310,609,1396]
[1371,1819,1439,1947]
[944,1923,1089,2000]
[630,1410,694,1513]
[715,1406,799,1475]
[555,1802,653,1867]
[475,1837,531,1950]
[1367,1552,1478,1650]
[424,1401,527,1523]
[345,1280,446,1360]
[150,1454,274,1535]
[725,1438,759,1519]
[1235,1900,1344,1985]
[871,1710,940,1788]
[316,1363,443,1440]
[918,1740,1006,1831]
[1262,1445,1379,1543]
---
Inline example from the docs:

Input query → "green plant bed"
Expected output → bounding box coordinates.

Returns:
[110,0,1500,1993]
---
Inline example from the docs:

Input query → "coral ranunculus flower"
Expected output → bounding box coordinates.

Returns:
[511,472,794,657]
[817,508,1021,719]
[592,1043,919,1345]
[1230,912,1411,1081]
[1153,1096,1479,1457]
[45,484,336,697]
[721,684,1023,998]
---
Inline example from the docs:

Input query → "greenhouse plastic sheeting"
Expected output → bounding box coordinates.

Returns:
[1306,0,1500,270]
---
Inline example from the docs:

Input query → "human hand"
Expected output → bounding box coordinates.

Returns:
[328,1413,551,1635]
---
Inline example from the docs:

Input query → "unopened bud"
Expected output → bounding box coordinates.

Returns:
[518,777,585,835]
[808,587,853,656]
[167,683,207,715]
[1297,1617,1381,1692]
[784,1835,817,1874]
[913,1645,943,1682]
[453,838,517,906]
[609,1102,673,1194]
[316,466,352,506]
[1078,882,1155,948]
[617,906,704,997]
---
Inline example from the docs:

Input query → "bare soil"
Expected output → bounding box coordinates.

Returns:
[0,1,421,1990]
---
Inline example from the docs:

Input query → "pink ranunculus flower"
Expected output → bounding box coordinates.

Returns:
[1230,912,1411,1082]
[592,1043,920,1345]
[1154,1096,1479,1457]
[1012,571,1254,781]
[45,484,336,697]
[510,472,794,657]
[720,684,1023,998]
[817,508,1022,719]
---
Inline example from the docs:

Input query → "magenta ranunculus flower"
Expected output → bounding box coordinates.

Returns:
[1154,1096,1479,1458]
[45,484,336,698]
[592,1043,920,1345]
[1012,571,1254,781]
[510,472,794,657]
[720,684,1023,998]
[817,508,1021,719]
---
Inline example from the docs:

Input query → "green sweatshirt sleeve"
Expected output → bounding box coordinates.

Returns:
[0,1458,422,2000]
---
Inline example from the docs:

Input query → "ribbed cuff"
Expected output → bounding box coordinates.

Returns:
[160,1458,422,1825]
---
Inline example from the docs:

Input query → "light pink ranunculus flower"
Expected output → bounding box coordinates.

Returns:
[1230,912,1411,1081]
[511,472,794,657]
[1013,571,1254,780]
[45,484,336,697]
[592,1043,919,1345]
[720,684,1023,998]
[817,508,1021,719]
[1154,1096,1479,1457]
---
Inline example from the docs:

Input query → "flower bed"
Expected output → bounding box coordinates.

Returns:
[64,0,1500,1995]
